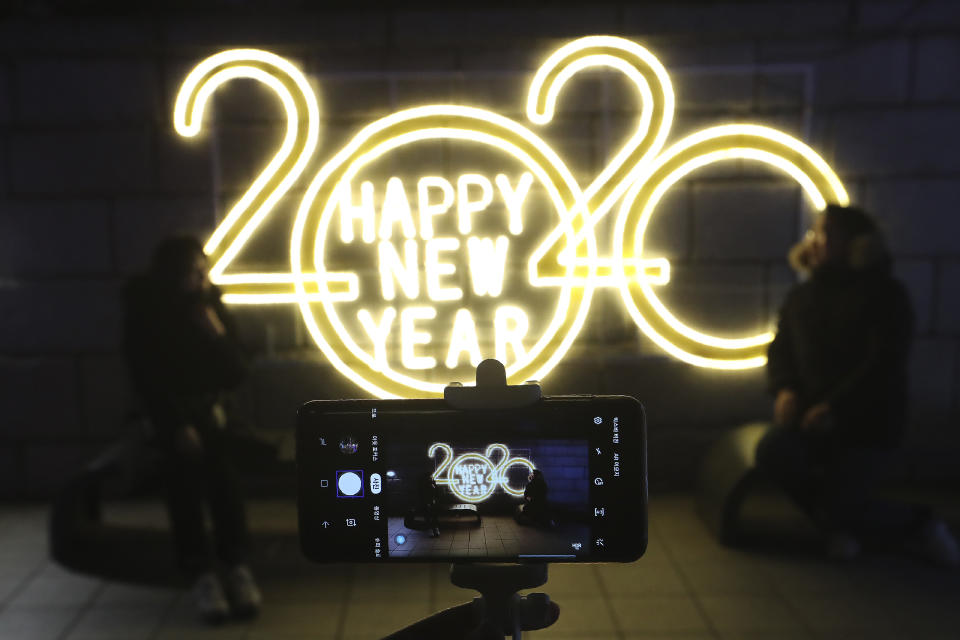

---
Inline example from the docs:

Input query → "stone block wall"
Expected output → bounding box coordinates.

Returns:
[1,2,959,496]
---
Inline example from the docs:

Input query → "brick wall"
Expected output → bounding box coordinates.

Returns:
[1,2,959,496]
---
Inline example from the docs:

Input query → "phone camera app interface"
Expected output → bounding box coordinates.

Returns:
[339,437,359,454]
[298,397,643,563]
[337,470,364,498]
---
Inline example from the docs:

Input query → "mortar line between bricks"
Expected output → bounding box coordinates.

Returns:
[929,257,942,336]
[951,341,960,415]
[648,513,721,640]
[0,58,12,197]
[761,262,771,327]
[685,182,695,262]
[105,197,120,276]
[73,355,88,438]
[905,34,919,105]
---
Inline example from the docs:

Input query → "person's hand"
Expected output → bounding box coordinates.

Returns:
[773,389,799,427]
[801,402,833,432]
[175,425,204,458]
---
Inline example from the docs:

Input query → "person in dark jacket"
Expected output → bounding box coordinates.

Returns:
[123,235,261,622]
[417,472,442,538]
[516,469,550,527]
[758,205,958,564]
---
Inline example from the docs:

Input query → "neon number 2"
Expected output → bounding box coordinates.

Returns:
[428,442,454,484]
[174,49,321,304]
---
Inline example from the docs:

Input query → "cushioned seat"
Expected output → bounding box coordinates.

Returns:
[49,424,288,586]
[403,503,482,530]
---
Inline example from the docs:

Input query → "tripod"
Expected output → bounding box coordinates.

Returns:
[385,360,559,640]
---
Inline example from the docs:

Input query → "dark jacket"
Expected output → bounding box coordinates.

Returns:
[122,274,247,442]
[524,474,548,511]
[767,234,913,448]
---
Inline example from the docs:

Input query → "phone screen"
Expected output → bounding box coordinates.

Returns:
[297,396,646,563]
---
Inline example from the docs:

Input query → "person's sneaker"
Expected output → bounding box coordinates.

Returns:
[192,572,229,624]
[916,518,960,567]
[225,564,262,619]
[826,531,861,561]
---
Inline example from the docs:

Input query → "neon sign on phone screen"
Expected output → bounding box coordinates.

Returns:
[428,443,535,503]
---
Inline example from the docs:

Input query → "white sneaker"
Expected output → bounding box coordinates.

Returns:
[192,572,229,624]
[918,519,960,567]
[826,531,861,561]
[225,564,262,619]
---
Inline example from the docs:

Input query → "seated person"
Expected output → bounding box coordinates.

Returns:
[417,472,441,538]
[123,235,262,622]
[758,205,958,564]
[516,469,551,527]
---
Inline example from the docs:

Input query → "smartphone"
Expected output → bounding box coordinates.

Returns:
[297,395,646,563]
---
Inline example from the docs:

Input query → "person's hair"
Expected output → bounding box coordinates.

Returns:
[824,204,892,271]
[150,235,204,284]
[823,204,876,239]
[531,469,542,478]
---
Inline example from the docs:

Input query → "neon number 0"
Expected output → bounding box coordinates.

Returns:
[485,443,536,497]
[428,442,454,484]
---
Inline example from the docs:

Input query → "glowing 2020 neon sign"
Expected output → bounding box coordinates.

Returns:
[174,36,848,398]
[428,443,536,503]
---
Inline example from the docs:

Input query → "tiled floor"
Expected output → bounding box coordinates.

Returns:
[1,494,959,639]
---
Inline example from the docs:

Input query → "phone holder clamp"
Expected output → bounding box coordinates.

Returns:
[443,358,542,410]
[448,360,556,639]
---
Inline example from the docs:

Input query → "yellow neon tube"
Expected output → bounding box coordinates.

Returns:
[613,124,849,368]
[291,106,595,399]
[173,37,853,395]
[526,36,674,288]
[174,49,321,300]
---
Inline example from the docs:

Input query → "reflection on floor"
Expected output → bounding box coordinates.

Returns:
[387,514,590,559]
[1,494,959,639]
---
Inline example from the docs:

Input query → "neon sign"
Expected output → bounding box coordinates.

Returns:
[174,36,848,397]
[428,443,536,503]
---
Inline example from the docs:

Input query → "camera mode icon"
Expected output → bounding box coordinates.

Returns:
[337,470,364,498]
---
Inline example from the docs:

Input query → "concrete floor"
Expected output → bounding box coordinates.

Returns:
[1,494,959,639]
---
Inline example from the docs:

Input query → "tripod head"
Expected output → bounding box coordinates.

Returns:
[386,359,558,640]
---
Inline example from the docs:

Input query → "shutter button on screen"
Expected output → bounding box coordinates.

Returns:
[337,471,364,498]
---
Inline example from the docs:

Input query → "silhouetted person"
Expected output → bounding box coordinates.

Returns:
[417,472,441,537]
[758,205,958,565]
[517,469,550,527]
[123,235,262,622]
